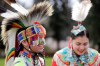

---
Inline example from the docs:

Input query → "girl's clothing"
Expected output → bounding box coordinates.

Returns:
[52,47,100,66]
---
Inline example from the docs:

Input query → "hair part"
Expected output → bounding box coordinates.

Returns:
[71,30,89,40]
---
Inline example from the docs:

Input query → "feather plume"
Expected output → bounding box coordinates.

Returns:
[1,1,53,43]
[71,0,92,22]
[30,1,53,22]
[18,1,54,26]
[1,18,18,66]
[0,6,19,18]
[4,0,29,15]
[1,10,19,18]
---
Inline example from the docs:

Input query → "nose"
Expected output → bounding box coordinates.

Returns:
[79,45,85,50]
[38,44,44,48]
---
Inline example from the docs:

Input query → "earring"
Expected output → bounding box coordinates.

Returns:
[29,48,31,51]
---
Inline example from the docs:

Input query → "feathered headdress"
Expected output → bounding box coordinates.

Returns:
[0,0,53,66]
[72,0,92,23]
[71,0,92,35]
[68,0,92,48]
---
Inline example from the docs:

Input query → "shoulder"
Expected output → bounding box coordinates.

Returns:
[88,48,98,54]
[88,48,100,65]
[53,47,73,64]
[88,48,99,59]
[13,57,27,66]
[56,47,71,55]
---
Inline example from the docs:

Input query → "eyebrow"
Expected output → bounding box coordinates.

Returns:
[76,42,81,44]
[76,42,88,44]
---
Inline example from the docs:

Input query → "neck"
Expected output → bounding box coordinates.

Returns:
[73,50,81,57]
[19,49,35,58]
[23,48,30,53]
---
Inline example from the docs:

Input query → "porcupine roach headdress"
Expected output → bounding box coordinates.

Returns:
[68,0,92,48]
[0,0,53,66]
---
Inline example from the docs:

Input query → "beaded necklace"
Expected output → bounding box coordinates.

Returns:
[72,51,89,66]
[19,51,44,66]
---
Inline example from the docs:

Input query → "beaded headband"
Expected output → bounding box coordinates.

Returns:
[71,25,86,36]
[17,22,46,45]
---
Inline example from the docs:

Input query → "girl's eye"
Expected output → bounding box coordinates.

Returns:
[84,43,88,46]
[76,43,81,46]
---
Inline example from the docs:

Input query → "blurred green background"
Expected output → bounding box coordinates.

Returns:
[0,58,5,66]
[0,57,52,66]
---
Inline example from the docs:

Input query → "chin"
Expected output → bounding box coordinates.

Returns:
[32,50,43,53]
[77,53,83,56]
[77,52,85,55]
[38,50,44,52]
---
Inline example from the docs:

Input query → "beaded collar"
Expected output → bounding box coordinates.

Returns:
[19,51,44,66]
[19,51,33,58]
[57,47,99,66]
[72,51,89,66]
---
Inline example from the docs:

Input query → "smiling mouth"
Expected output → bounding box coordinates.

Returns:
[79,51,83,53]
[78,50,84,53]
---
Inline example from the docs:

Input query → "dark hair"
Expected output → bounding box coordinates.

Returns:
[15,28,27,57]
[71,30,89,40]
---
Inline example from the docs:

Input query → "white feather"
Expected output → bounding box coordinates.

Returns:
[7,28,18,52]
[71,0,92,22]
[68,0,80,8]
[31,1,53,23]
[11,3,29,15]
[19,1,53,26]
[6,57,14,66]
[5,28,18,66]
[1,10,19,18]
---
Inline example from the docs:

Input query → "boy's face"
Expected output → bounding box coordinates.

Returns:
[30,38,45,52]
[22,38,45,53]
[30,44,44,53]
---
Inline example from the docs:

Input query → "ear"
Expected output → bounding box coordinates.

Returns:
[68,37,73,49]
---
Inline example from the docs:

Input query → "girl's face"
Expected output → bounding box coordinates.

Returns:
[72,36,89,55]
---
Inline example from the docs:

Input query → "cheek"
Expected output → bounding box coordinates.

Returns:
[72,44,79,50]
[30,45,44,52]
[87,44,89,48]
[30,45,39,51]
[84,45,89,50]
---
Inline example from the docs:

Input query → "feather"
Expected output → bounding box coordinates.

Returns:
[71,0,92,22]
[4,0,29,15]
[1,10,19,18]
[20,1,54,26]
[0,6,19,18]
[1,18,19,66]
[11,1,54,27]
